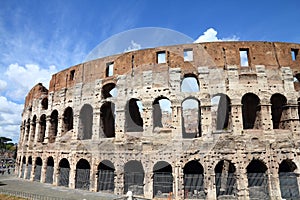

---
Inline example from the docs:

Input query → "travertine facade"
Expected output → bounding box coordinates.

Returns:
[17,41,300,199]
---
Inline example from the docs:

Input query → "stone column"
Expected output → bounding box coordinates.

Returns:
[69,164,76,189]
[89,159,98,192]
[56,116,63,142]
[115,170,124,195]
[143,171,153,199]
[92,109,101,140]
[268,167,281,200]
[27,121,36,147]
[40,158,47,183]
[205,167,217,200]
[43,115,51,144]
[200,105,212,139]
[142,101,153,134]
[34,120,41,144]
[236,166,250,200]
[230,100,243,135]
[53,161,58,186]
[72,113,79,140]
[260,103,272,131]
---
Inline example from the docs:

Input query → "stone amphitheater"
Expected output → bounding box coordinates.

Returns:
[17,41,300,200]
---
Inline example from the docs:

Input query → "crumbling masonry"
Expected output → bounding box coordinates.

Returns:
[17,41,300,199]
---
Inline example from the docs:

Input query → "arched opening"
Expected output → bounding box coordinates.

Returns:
[182,98,201,138]
[22,120,26,143]
[247,159,269,199]
[124,160,144,195]
[242,93,261,129]
[49,110,58,143]
[31,115,37,143]
[34,157,42,182]
[153,161,173,198]
[63,107,73,134]
[181,74,200,92]
[211,94,231,131]
[271,93,287,129]
[58,158,70,187]
[298,98,300,120]
[294,73,300,91]
[97,160,115,192]
[279,159,300,199]
[102,83,117,99]
[21,156,26,178]
[125,99,143,132]
[100,102,115,137]
[183,160,205,199]
[153,96,172,129]
[45,157,54,184]
[26,156,32,179]
[41,97,48,110]
[75,159,91,190]
[38,114,46,143]
[78,104,93,140]
[215,160,237,198]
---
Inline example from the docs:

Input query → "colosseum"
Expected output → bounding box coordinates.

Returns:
[17,41,300,200]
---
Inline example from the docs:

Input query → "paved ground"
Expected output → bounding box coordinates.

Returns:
[0,173,122,200]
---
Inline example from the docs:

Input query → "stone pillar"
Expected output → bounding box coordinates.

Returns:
[23,157,28,180]
[34,120,41,144]
[56,116,63,142]
[144,171,153,199]
[260,103,272,131]
[92,109,101,140]
[115,109,125,141]
[173,165,184,200]
[115,170,124,195]
[142,101,153,134]
[53,161,58,186]
[200,105,212,139]
[236,167,250,200]
[40,158,47,183]
[205,167,217,200]
[268,167,281,200]
[27,121,36,147]
[230,100,243,135]
[72,114,79,140]
[43,116,51,144]
[89,158,98,192]
[69,164,76,189]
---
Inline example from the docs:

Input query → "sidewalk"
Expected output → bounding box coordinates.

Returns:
[0,173,120,200]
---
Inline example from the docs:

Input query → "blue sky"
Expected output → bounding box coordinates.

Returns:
[0,0,299,142]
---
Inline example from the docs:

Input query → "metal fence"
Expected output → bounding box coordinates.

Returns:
[215,173,237,199]
[124,172,144,195]
[0,188,70,200]
[26,164,32,180]
[58,167,70,187]
[75,168,90,190]
[279,172,300,199]
[34,165,42,182]
[247,173,269,200]
[45,166,54,184]
[153,172,173,198]
[97,169,115,192]
[184,173,205,199]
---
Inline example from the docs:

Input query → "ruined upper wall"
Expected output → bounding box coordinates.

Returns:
[25,41,300,106]
[24,83,48,108]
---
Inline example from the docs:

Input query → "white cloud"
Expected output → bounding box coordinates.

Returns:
[0,96,23,143]
[194,28,239,43]
[124,40,142,52]
[4,63,57,100]
[0,80,7,91]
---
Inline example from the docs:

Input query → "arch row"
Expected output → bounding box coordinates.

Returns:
[20,91,300,146]
[17,154,300,199]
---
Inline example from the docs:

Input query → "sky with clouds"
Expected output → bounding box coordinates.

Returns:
[1,0,300,142]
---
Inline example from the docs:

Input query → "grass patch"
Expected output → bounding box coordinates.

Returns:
[0,194,26,200]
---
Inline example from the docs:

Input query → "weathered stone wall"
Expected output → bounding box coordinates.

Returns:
[18,41,300,199]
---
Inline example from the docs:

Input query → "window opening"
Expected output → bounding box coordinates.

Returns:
[106,62,114,77]
[184,49,193,61]
[239,48,249,67]
[291,49,298,61]
[157,51,166,64]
